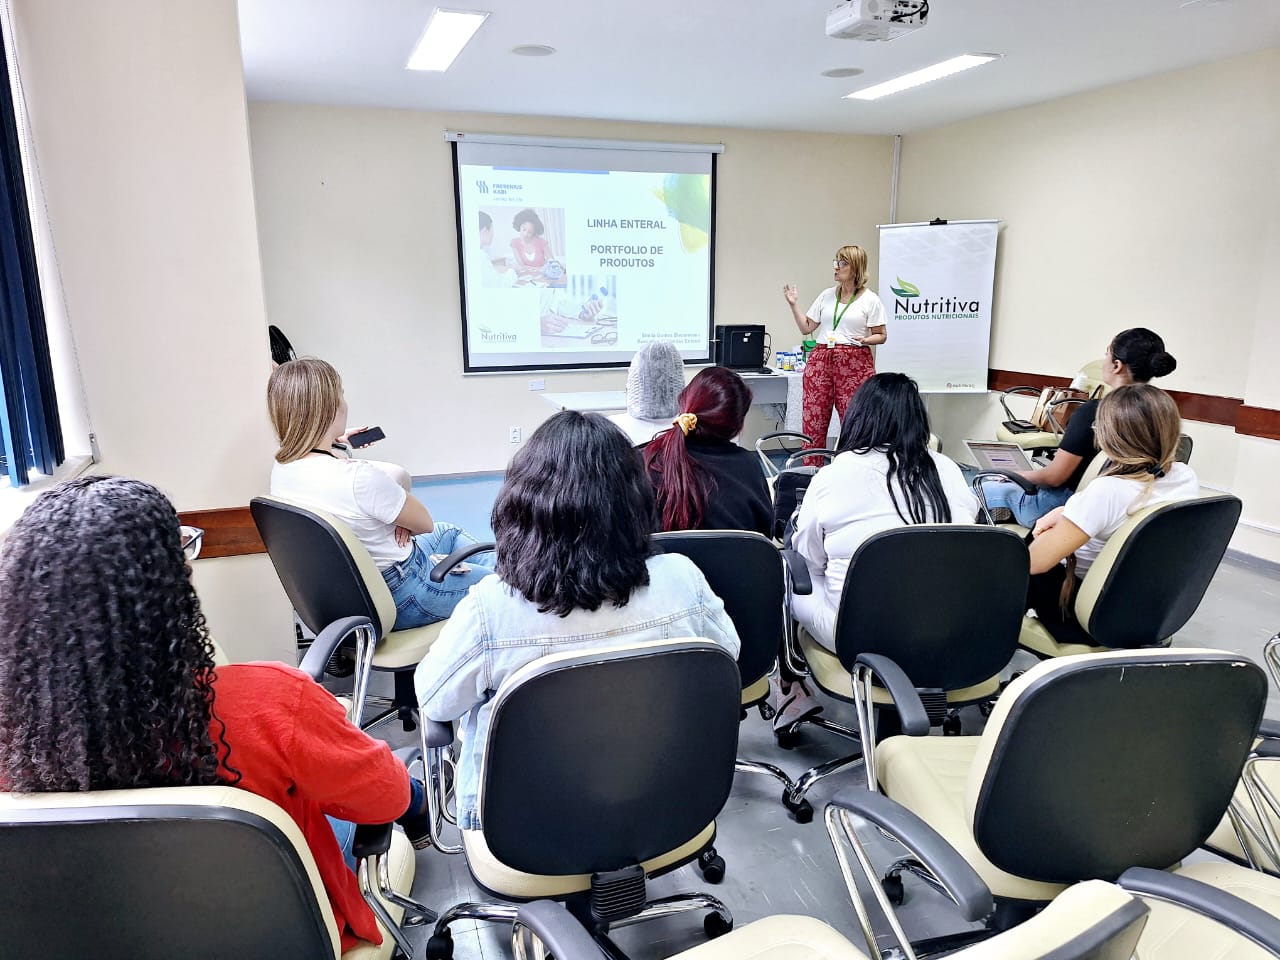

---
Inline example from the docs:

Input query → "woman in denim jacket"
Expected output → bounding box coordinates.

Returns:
[414,411,741,830]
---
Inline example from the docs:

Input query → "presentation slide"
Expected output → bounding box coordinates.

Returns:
[452,136,716,372]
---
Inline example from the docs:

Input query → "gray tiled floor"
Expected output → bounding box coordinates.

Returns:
[383,477,1280,959]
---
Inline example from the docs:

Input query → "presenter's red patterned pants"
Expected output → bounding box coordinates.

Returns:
[800,345,876,465]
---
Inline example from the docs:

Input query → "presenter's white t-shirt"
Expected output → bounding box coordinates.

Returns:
[270,456,411,569]
[806,286,886,346]
[1061,462,1200,576]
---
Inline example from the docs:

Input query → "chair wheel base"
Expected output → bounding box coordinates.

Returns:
[704,911,733,938]
[942,714,962,736]
[425,929,454,960]
[881,873,905,906]
[774,728,801,750]
[783,792,814,823]
[698,849,726,884]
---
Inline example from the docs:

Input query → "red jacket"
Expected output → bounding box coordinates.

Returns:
[213,662,410,951]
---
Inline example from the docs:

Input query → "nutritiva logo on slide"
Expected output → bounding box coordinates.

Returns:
[890,277,980,320]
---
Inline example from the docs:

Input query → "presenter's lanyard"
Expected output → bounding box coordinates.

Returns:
[832,290,855,331]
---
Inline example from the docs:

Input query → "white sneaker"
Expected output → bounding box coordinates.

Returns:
[773,677,823,731]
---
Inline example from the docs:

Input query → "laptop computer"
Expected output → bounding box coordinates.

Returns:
[965,440,1035,473]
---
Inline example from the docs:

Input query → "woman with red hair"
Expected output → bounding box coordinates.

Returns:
[643,367,772,535]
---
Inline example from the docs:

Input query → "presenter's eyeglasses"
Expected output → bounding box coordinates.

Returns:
[832,259,851,269]
[180,525,205,561]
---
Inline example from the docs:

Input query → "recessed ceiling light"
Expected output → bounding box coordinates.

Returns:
[511,44,556,57]
[406,8,489,72]
[821,67,864,79]
[844,54,1002,101]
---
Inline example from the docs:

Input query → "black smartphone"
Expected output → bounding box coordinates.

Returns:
[345,426,385,448]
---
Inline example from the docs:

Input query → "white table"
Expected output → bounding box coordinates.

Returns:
[540,370,802,421]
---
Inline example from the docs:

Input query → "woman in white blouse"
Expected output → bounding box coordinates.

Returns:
[791,372,977,652]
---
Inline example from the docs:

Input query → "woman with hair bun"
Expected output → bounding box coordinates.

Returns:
[414,411,740,830]
[983,327,1178,526]
[1027,384,1198,640]
[644,366,772,535]
[0,476,436,952]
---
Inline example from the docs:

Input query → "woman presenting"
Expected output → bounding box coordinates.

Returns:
[784,245,887,459]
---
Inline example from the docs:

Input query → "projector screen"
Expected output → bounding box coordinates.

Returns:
[450,132,719,373]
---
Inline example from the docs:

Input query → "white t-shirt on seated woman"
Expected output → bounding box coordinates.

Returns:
[1060,462,1200,577]
[270,456,411,569]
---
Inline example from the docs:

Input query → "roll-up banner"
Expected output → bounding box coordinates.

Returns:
[875,220,999,394]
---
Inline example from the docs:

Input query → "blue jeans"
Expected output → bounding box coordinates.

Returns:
[979,479,1072,527]
[383,523,495,630]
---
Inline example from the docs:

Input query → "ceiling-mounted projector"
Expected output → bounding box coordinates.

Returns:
[826,0,929,41]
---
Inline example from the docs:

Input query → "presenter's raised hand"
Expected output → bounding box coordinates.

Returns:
[783,283,799,306]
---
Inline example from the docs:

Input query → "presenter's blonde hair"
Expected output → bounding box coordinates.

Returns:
[836,245,869,296]
[268,358,344,464]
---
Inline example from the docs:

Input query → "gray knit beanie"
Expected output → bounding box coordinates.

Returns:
[626,341,684,420]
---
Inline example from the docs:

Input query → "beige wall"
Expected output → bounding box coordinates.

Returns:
[898,48,1280,562]
[11,0,293,661]
[247,103,894,474]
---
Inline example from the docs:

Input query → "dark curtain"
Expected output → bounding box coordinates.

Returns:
[0,14,62,486]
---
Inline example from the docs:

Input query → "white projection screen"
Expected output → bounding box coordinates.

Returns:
[449,132,720,373]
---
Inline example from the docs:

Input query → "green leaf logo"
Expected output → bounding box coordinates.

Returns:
[890,277,920,298]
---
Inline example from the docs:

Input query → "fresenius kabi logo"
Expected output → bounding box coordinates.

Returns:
[891,277,980,319]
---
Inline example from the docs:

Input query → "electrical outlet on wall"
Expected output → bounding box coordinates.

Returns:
[509,426,522,444]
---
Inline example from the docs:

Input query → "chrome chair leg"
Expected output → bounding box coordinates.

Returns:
[786,754,866,807]
[735,759,815,823]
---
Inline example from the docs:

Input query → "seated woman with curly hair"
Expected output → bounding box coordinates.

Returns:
[0,476,432,952]
[414,411,741,830]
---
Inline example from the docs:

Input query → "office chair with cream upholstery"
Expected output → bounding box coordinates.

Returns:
[0,785,427,960]
[861,646,1280,958]
[511,803,1159,960]
[1018,494,1241,658]
[250,496,491,730]
[654,529,816,823]
[418,640,740,960]
[994,361,1106,454]
[778,525,1029,809]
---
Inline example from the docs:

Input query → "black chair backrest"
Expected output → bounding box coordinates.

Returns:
[973,649,1266,884]
[0,800,334,959]
[250,497,383,637]
[653,531,782,689]
[1176,433,1193,464]
[835,526,1029,691]
[481,642,741,875]
[1086,495,1241,648]
[771,466,820,541]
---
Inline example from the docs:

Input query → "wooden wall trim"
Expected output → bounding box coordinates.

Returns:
[177,506,264,560]
[987,368,1269,434]
[1238,405,1280,443]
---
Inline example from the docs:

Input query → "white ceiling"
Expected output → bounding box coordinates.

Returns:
[238,0,1280,134]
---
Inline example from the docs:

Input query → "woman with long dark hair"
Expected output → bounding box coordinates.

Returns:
[644,366,772,534]
[414,411,740,830]
[790,373,977,652]
[982,327,1177,525]
[0,476,432,953]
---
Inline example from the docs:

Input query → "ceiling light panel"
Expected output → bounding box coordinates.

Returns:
[845,54,1001,101]
[407,8,489,72]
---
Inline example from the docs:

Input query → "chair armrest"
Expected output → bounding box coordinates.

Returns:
[853,653,930,736]
[757,430,812,444]
[351,822,395,860]
[422,719,455,749]
[783,448,838,470]
[780,548,813,596]
[298,616,373,681]
[829,789,993,923]
[1254,739,1280,760]
[429,542,497,583]
[999,385,1040,421]
[515,902,601,960]
[1257,718,1280,742]
[1119,867,1280,956]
